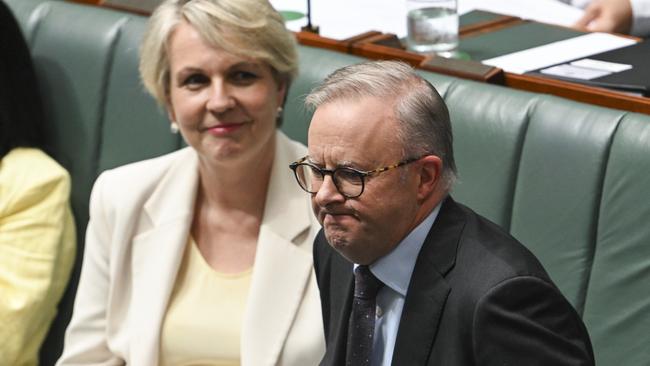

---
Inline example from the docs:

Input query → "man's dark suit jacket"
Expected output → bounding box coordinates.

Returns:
[313,197,594,365]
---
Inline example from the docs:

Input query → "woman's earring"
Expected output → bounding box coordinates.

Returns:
[170,121,180,134]
[276,106,284,117]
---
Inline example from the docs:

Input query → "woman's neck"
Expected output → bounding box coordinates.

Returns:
[196,138,275,214]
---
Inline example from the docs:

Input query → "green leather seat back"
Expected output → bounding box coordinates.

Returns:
[25,3,136,362]
[509,97,625,310]
[582,113,650,366]
[283,46,367,144]
[98,15,183,172]
[444,81,535,228]
[3,0,50,42]
[29,2,129,239]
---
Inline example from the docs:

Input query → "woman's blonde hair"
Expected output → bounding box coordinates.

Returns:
[139,0,298,106]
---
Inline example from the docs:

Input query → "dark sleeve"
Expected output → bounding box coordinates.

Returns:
[473,276,595,366]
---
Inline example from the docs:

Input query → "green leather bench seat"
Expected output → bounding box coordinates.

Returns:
[583,114,650,366]
[98,17,183,173]
[6,1,650,365]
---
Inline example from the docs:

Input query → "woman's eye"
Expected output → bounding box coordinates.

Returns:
[231,71,259,84]
[182,74,209,88]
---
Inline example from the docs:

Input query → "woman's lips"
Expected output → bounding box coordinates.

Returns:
[206,122,246,136]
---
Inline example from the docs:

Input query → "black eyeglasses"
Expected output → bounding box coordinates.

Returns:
[289,156,421,198]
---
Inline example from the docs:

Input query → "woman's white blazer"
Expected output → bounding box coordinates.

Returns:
[57,131,325,366]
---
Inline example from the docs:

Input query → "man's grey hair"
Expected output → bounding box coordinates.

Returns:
[305,60,457,188]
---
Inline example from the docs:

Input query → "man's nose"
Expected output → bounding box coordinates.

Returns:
[313,175,345,207]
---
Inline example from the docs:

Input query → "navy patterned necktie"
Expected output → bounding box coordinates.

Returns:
[346,265,384,366]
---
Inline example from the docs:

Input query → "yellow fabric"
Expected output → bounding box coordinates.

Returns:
[0,148,76,366]
[160,238,252,366]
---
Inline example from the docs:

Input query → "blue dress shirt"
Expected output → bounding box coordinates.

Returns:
[357,204,441,366]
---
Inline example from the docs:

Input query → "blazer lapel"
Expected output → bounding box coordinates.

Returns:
[325,252,354,366]
[129,149,199,365]
[391,197,465,365]
[241,132,316,366]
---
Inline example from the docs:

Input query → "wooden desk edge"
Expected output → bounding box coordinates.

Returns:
[506,73,650,114]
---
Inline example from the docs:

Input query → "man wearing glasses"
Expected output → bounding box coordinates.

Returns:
[290,61,594,366]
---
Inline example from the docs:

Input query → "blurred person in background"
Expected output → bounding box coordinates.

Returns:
[565,0,650,36]
[0,1,76,365]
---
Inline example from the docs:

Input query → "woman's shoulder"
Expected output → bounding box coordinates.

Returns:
[0,148,71,213]
[96,147,194,185]
[89,147,196,209]
[0,147,70,192]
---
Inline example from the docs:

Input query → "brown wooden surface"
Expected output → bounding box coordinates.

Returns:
[420,56,504,83]
[346,33,504,83]
[295,31,351,53]
[506,73,650,114]
[78,0,649,114]
[459,15,520,37]
[350,42,427,67]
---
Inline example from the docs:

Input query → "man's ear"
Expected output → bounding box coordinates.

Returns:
[416,155,443,201]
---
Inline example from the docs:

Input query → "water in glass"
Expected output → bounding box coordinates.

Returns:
[407,6,458,54]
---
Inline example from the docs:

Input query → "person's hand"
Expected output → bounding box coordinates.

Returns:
[573,0,633,34]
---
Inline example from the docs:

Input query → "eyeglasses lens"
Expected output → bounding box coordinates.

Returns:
[294,164,365,198]
[333,169,363,197]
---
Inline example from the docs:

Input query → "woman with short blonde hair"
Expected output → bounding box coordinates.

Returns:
[58,1,324,365]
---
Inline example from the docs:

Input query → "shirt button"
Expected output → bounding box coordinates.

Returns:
[376,305,383,318]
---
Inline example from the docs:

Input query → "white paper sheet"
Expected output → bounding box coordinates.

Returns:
[271,0,407,39]
[271,0,585,40]
[570,58,633,72]
[482,33,636,74]
[457,0,584,27]
[541,64,612,80]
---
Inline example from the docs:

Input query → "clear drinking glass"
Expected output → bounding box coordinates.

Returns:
[406,0,458,56]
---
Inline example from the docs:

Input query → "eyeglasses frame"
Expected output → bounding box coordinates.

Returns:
[289,155,423,198]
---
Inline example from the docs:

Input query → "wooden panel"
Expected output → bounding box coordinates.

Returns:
[350,41,426,67]
[295,31,351,53]
[506,73,650,114]
[420,56,504,83]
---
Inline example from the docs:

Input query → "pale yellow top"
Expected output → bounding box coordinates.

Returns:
[160,238,252,366]
[0,148,76,366]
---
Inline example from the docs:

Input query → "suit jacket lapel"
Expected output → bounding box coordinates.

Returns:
[130,149,199,365]
[327,251,354,366]
[392,197,465,365]
[241,132,316,366]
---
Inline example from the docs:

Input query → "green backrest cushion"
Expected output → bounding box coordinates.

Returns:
[582,113,650,366]
[25,2,133,362]
[3,0,50,41]
[283,46,367,144]
[98,15,183,172]
[509,97,625,311]
[445,81,535,228]
[30,2,130,242]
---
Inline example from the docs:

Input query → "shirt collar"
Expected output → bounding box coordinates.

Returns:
[364,203,442,296]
